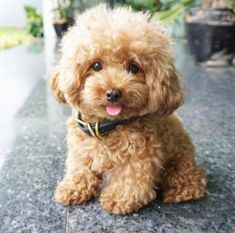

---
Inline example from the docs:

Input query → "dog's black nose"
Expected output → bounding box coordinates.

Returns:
[106,89,122,103]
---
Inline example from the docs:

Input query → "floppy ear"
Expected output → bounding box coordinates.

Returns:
[50,70,66,103]
[147,62,183,116]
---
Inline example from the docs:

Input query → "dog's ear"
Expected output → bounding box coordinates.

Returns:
[147,62,183,116]
[50,70,67,104]
[50,58,84,107]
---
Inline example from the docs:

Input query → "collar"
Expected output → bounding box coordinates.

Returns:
[75,112,137,139]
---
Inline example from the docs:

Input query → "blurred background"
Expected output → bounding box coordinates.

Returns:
[0,1,235,232]
[0,0,235,62]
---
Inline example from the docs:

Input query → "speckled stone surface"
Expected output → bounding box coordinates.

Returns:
[0,41,234,233]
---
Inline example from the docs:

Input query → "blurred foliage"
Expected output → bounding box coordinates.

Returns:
[126,0,194,13]
[24,5,43,37]
[52,0,75,19]
[125,0,160,13]
[160,0,186,10]
[0,28,34,50]
[229,0,235,10]
[152,0,193,25]
[125,0,235,26]
[126,0,194,25]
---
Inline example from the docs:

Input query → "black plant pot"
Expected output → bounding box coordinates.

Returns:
[185,8,235,65]
[53,19,73,37]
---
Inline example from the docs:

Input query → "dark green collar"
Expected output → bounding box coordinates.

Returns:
[76,112,137,139]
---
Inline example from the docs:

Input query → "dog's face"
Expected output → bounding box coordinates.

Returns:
[51,5,183,121]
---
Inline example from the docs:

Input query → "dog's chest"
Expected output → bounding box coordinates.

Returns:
[76,121,162,172]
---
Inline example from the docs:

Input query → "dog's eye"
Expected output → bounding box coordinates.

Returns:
[91,62,103,72]
[127,63,140,74]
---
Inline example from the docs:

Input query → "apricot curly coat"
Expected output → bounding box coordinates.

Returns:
[50,5,207,215]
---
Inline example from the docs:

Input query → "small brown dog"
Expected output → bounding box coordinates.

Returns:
[50,5,207,215]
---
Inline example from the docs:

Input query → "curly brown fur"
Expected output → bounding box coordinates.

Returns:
[51,5,207,215]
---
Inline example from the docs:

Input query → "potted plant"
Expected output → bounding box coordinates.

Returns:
[185,0,235,66]
[52,0,75,37]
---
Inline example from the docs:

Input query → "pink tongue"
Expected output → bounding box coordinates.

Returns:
[106,104,122,116]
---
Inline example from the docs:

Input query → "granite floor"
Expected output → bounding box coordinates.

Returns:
[0,39,235,233]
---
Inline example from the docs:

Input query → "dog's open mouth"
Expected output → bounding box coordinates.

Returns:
[106,104,122,116]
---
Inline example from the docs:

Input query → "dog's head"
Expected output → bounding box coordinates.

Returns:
[50,5,183,121]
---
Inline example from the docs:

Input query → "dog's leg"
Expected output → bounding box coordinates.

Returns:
[100,157,160,215]
[162,155,207,203]
[55,163,101,206]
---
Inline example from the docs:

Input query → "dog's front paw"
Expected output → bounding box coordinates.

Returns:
[54,180,87,206]
[100,185,156,215]
[55,174,100,206]
[100,189,132,215]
